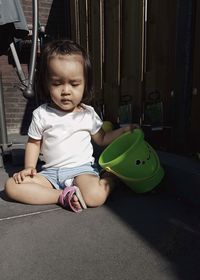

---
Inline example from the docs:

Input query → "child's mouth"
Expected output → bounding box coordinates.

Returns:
[61,99,72,104]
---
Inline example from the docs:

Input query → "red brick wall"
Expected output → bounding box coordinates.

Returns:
[0,0,53,135]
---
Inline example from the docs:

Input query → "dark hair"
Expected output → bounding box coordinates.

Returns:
[37,39,93,103]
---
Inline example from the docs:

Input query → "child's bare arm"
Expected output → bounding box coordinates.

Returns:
[24,137,41,169]
[92,123,139,147]
[13,137,41,183]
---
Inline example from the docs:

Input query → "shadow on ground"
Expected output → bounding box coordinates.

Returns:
[0,151,200,280]
[105,181,200,280]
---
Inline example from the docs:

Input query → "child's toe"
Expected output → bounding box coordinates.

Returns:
[72,195,82,210]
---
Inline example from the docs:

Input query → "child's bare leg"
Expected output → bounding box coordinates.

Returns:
[74,174,115,207]
[5,175,62,205]
[5,175,82,210]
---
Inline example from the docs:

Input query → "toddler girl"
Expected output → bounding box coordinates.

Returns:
[5,39,138,212]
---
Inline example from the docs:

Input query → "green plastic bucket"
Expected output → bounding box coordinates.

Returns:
[112,165,165,193]
[99,128,164,193]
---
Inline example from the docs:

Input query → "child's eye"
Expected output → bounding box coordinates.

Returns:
[52,81,61,86]
[71,83,80,87]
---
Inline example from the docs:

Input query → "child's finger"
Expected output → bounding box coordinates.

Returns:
[13,173,18,183]
[30,168,37,177]
[13,172,22,184]
[19,171,26,182]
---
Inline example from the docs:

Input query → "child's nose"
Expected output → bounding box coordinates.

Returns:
[62,84,71,94]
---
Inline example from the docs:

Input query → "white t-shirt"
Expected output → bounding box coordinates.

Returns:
[28,103,103,168]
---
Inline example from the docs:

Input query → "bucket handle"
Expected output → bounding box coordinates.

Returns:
[105,166,111,172]
[105,166,122,178]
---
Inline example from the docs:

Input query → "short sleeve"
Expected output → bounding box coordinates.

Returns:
[28,108,43,140]
[89,107,103,135]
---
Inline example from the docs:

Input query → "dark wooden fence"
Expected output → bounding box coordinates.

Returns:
[67,0,199,153]
[69,0,143,125]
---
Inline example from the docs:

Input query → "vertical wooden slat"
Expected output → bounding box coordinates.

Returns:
[103,0,121,122]
[78,0,88,51]
[144,0,177,125]
[69,0,80,42]
[173,0,195,152]
[89,0,103,107]
[191,0,200,151]
[120,0,143,122]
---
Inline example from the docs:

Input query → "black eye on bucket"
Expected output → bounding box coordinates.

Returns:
[135,160,141,165]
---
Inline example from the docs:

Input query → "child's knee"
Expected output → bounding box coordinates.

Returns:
[4,177,17,197]
[85,194,106,207]
[75,175,112,207]
[84,186,108,207]
[5,177,13,190]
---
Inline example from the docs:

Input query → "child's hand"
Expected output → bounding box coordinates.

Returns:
[123,123,140,133]
[13,168,37,184]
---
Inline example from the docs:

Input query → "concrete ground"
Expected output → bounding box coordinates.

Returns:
[0,135,200,280]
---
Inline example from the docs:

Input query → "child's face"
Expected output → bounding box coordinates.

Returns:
[48,54,85,112]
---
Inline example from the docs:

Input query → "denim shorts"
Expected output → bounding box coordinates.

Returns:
[39,163,99,190]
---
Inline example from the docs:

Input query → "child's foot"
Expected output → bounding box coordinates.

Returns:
[58,186,87,213]
[71,194,82,212]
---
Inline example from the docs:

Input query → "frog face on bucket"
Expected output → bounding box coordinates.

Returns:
[130,142,160,180]
[134,145,152,167]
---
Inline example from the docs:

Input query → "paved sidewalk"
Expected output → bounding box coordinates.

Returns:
[0,142,200,280]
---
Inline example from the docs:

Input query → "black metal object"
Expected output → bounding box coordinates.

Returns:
[0,0,39,99]
[0,72,8,148]
[0,0,29,55]
[22,0,38,98]
[0,0,29,164]
[0,0,39,167]
[0,72,11,167]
